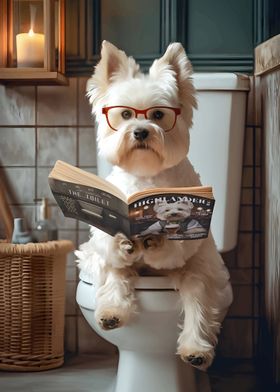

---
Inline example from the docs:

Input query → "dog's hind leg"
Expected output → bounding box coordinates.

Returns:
[175,235,232,370]
[175,272,220,370]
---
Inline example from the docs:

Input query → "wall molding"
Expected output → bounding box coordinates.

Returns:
[189,54,254,73]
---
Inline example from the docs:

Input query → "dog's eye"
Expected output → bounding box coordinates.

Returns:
[121,110,133,120]
[152,110,164,120]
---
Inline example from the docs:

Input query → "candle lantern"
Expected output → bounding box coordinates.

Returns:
[0,0,67,85]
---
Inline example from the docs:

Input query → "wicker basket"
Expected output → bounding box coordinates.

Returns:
[0,240,74,371]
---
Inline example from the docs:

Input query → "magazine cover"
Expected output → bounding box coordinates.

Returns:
[49,178,131,237]
[129,193,215,240]
[49,176,215,240]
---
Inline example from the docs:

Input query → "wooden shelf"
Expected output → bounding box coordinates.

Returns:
[0,68,68,85]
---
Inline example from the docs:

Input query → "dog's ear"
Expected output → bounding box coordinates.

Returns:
[177,199,193,209]
[154,199,166,209]
[149,43,197,109]
[183,200,194,209]
[87,41,140,106]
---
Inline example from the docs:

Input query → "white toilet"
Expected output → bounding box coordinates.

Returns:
[76,73,250,392]
[77,273,211,392]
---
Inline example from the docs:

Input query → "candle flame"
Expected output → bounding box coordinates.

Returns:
[30,4,37,34]
[28,28,34,36]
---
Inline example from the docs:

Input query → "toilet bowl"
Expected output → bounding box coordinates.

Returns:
[76,272,211,392]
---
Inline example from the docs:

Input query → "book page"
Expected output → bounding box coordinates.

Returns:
[49,178,131,237]
[127,186,213,204]
[128,192,215,240]
[49,160,127,202]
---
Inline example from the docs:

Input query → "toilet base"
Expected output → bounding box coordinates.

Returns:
[114,350,211,392]
[77,280,211,392]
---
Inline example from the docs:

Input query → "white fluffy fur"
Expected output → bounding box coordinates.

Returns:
[76,41,233,370]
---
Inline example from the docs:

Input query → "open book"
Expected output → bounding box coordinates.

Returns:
[48,160,215,240]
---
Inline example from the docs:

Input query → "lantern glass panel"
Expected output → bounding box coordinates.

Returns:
[13,0,44,68]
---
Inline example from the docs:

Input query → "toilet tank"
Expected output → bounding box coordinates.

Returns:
[188,73,250,252]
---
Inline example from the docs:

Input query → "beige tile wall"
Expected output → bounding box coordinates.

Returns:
[0,76,261,359]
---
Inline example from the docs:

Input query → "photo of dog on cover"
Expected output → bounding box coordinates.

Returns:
[135,198,208,238]
[75,40,233,370]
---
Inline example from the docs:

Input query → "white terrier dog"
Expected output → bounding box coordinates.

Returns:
[76,41,233,370]
[139,199,203,236]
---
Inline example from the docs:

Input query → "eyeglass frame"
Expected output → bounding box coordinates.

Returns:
[102,105,181,132]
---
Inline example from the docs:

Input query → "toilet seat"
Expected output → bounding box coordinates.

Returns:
[79,271,174,290]
[134,276,174,290]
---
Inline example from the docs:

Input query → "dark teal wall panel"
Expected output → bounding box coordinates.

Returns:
[101,0,161,56]
[66,0,270,75]
[186,0,253,55]
[178,0,269,72]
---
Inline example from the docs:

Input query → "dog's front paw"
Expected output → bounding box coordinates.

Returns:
[177,346,214,371]
[118,235,135,255]
[113,233,141,266]
[96,306,131,330]
[143,235,164,250]
[100,316,121,330]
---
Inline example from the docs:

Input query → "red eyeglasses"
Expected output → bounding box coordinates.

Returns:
[102,106,181,132]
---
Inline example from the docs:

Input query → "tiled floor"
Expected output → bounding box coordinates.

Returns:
[0,355,117,392]
[0,355,264,392]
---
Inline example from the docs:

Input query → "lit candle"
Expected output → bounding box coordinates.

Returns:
[16,29,44,68]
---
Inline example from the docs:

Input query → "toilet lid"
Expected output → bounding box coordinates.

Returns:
[79,271,174,290]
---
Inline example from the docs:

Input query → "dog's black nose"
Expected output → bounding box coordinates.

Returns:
[133,128,149,141]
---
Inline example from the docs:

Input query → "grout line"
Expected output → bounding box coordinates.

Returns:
[76,78,80,168]
[0,165,97,169]
[252,124,257,358]
[0,165,37,168]
[0,125,94,128]
[34,86,39,225]
[226,315,262,320]
[35,85,38,200]
[75,78,80,355]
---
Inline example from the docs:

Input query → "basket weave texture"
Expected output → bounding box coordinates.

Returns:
[0,240,74,371]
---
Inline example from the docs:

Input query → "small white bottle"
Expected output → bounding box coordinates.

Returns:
[12,217,33,244]
[34,198,58,242]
